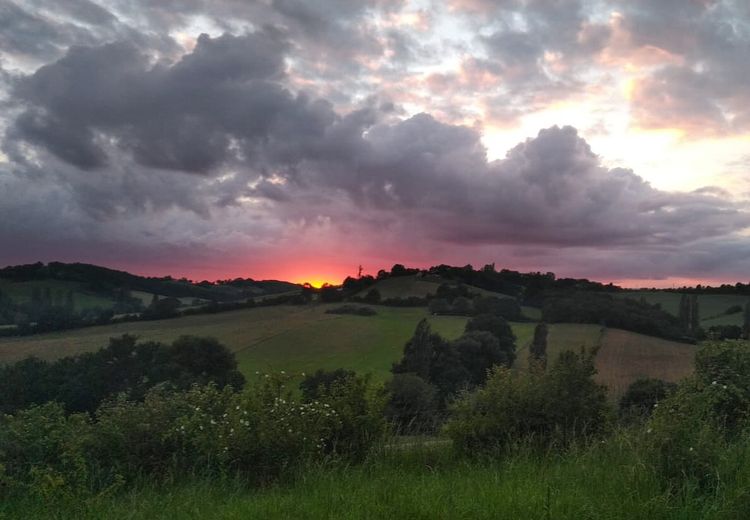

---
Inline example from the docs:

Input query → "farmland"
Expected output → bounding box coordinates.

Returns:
[0,302,696,398]
[618,291,749,327]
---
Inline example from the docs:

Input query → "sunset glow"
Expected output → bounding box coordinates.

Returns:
[1,0,749,286]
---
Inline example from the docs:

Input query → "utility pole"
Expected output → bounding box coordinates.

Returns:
[357,265,363,279]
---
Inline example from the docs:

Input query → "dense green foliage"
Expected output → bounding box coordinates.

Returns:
[392,319,516,402]
[0,374,385,500]
[645,341,750,487]
[0,335,244,414]
[543,292,691,341]
[618,378,676,421]
[446,349,609,454]
[299,369,356,401]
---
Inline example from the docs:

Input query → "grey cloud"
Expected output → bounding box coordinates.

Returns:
[8,30,320,173]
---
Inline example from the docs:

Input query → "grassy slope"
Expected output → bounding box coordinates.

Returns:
[619,291,748,327]
[0,301,696,395]
[0,304,470,382]
[514,323,695,399]
[0,278,115,310]
[5,440,747,520]
[358,275,514,300]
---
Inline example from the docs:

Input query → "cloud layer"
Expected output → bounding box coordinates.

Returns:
[1,0,749,283]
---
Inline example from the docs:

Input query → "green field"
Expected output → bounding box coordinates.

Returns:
[0,302,696,398]
[618,291,748,327]
[0,304,468,382]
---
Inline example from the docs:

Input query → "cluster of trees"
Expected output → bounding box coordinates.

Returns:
[386,316,516,432]
[0,287,123,336]
[0,262,299,305]
[428,287,523,320]
[678,294,701,335]
[0,335,244,415]
[542,292,692,341]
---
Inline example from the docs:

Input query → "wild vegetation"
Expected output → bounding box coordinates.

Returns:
[3,261,750,517]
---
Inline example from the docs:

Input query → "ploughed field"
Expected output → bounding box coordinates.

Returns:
[0,302,696,398]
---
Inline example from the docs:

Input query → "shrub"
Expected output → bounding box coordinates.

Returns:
[619,378,676,422]
[645,341,750,486]
[0,402,93,499]
[300,369,356,401]
[384,374,440,434]
[446,349,609,455]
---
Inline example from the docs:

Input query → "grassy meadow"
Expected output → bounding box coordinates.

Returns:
[5,438,750,520]
[0,304,467,382]
[0,301,696,398]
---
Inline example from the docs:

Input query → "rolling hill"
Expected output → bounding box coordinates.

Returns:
[0,302,696,397]
[617,291,748,327]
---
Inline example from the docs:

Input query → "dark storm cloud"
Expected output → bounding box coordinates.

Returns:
[1,0,750,282]
[5,25,749,255]
[8,30,322,173]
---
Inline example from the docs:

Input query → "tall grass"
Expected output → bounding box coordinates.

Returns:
[5,431,750,520]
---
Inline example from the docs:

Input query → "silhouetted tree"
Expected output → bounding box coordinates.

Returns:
[393,319,440,379]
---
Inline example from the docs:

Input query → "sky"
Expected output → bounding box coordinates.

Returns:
[1,0,749,287]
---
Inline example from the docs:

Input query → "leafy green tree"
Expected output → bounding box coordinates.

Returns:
[619,378,676,421]
[392,319,441,379]
[529,322,548,371]
[452,331,513,387]
[384,373,439,433]
[446,348,609,454]
[464,314,516,366]
[744,300,750,339]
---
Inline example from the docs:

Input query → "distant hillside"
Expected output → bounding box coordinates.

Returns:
[355,274,515,300]
[0,262,300,305]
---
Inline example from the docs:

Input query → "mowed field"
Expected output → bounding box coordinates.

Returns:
[514,323,696,399]
[0,302,697,396]
[0,304,467,382]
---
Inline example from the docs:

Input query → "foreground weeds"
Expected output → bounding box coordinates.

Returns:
[5,433,750,520]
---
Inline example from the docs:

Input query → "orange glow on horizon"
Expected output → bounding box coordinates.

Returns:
[294,277,341,288]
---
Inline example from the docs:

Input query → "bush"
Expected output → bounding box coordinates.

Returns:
[0,374,387,496]
[0,403,93,500]
[646,341,750,486]
[446,349,609,455]
[619,378,676,422]
[384,374,440,434]
[300,369,356,401]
